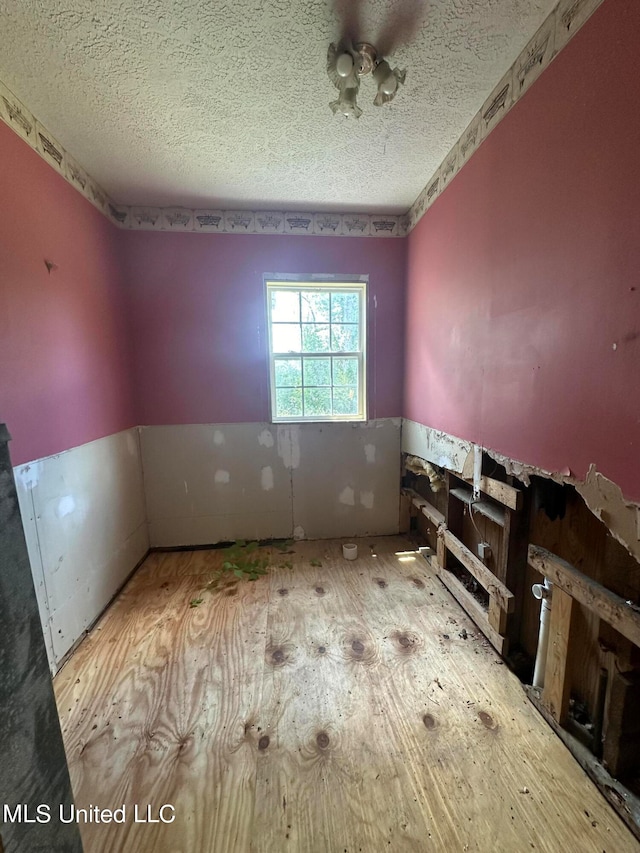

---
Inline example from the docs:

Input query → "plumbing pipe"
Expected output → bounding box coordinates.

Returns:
[473,446,482,501]
[532,578,553,689]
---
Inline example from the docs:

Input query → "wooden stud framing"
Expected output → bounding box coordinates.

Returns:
[399,493,412,534]
[529,545,640,649]
[488,597,508,635]
[449,486,506,526]
[401,487,445,528]
[442,529,514,614]
[436,564,507,655]
[462,474,523,510]
[542,585,574,725]
[524,685,640,844]
[496,495,530,646]
[436,533,446,572]
[407,462,527,660]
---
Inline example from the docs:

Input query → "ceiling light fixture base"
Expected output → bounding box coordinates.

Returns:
[353,43,377,77]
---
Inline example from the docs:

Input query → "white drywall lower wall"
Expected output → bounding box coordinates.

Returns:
[140,419,402,547]
[14,428,148,672]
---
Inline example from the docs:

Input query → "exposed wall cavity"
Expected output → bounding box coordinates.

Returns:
[576,466,640,564]
[402,419,640,560]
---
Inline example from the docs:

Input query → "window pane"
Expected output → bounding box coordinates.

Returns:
[271,290,300,322]
[333,357,358,386]
[268,282,365,422]
[272,323,302,352]
[276,387,303,418]
[331,291,360,323]
[301,324,330,352]
[333,386,359,415]
[331,324,359,352]
[301,291,330,323]
[275,358,302,387]
[304,387,332,416]
[303,358,331,386]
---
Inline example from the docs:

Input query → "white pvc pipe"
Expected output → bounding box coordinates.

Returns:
[532,578,553,689]
[473,445,482,501]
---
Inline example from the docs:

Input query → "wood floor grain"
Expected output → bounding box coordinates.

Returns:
[55,537,638,852]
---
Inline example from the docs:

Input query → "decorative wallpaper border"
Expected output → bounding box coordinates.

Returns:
[123,207,405,237]
[0,0,603,239]
[405,0,605,232]
[0,76,404,238]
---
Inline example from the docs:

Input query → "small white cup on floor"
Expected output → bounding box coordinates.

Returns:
[343,543,358,560]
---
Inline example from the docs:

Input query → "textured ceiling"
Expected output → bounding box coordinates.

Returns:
[0,0,556,213]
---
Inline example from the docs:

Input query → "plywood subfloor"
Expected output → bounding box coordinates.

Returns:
[55,537,637,852]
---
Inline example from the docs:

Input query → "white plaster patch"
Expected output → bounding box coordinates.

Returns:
[364,444,376,464]
[214,470,230,484]
[360,491,375,510]
[16,462,41,490]
[184,480,189,495]
[339,486,355,506]
[293,525,305,541]
[126,431,137,455]
[213,430,225,445]
[57,495,76,518]
[277,426,300,469]
[258,428,274,448]
[261,466,274,491]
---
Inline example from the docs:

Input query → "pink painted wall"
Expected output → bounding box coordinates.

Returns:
[121,231,406,424]
[404,0,640,501]
[0,122,136,466]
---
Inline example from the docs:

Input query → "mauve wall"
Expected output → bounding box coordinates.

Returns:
[0,121,136,466]
[404,0,640,502]
[121,231,406,424]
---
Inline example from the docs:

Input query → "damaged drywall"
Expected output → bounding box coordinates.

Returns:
[576,466,640,564]
[403,419,640,561]
[483,450,640,559]
[402,419,473,474]
[405,455,445,493]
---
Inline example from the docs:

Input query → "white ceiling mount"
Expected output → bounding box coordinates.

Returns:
[354,43,377,77]
[327,40,406,117]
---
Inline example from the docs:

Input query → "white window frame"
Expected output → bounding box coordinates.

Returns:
[265,274,367,423]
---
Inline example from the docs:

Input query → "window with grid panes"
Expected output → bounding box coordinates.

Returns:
[266,279,367,422]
